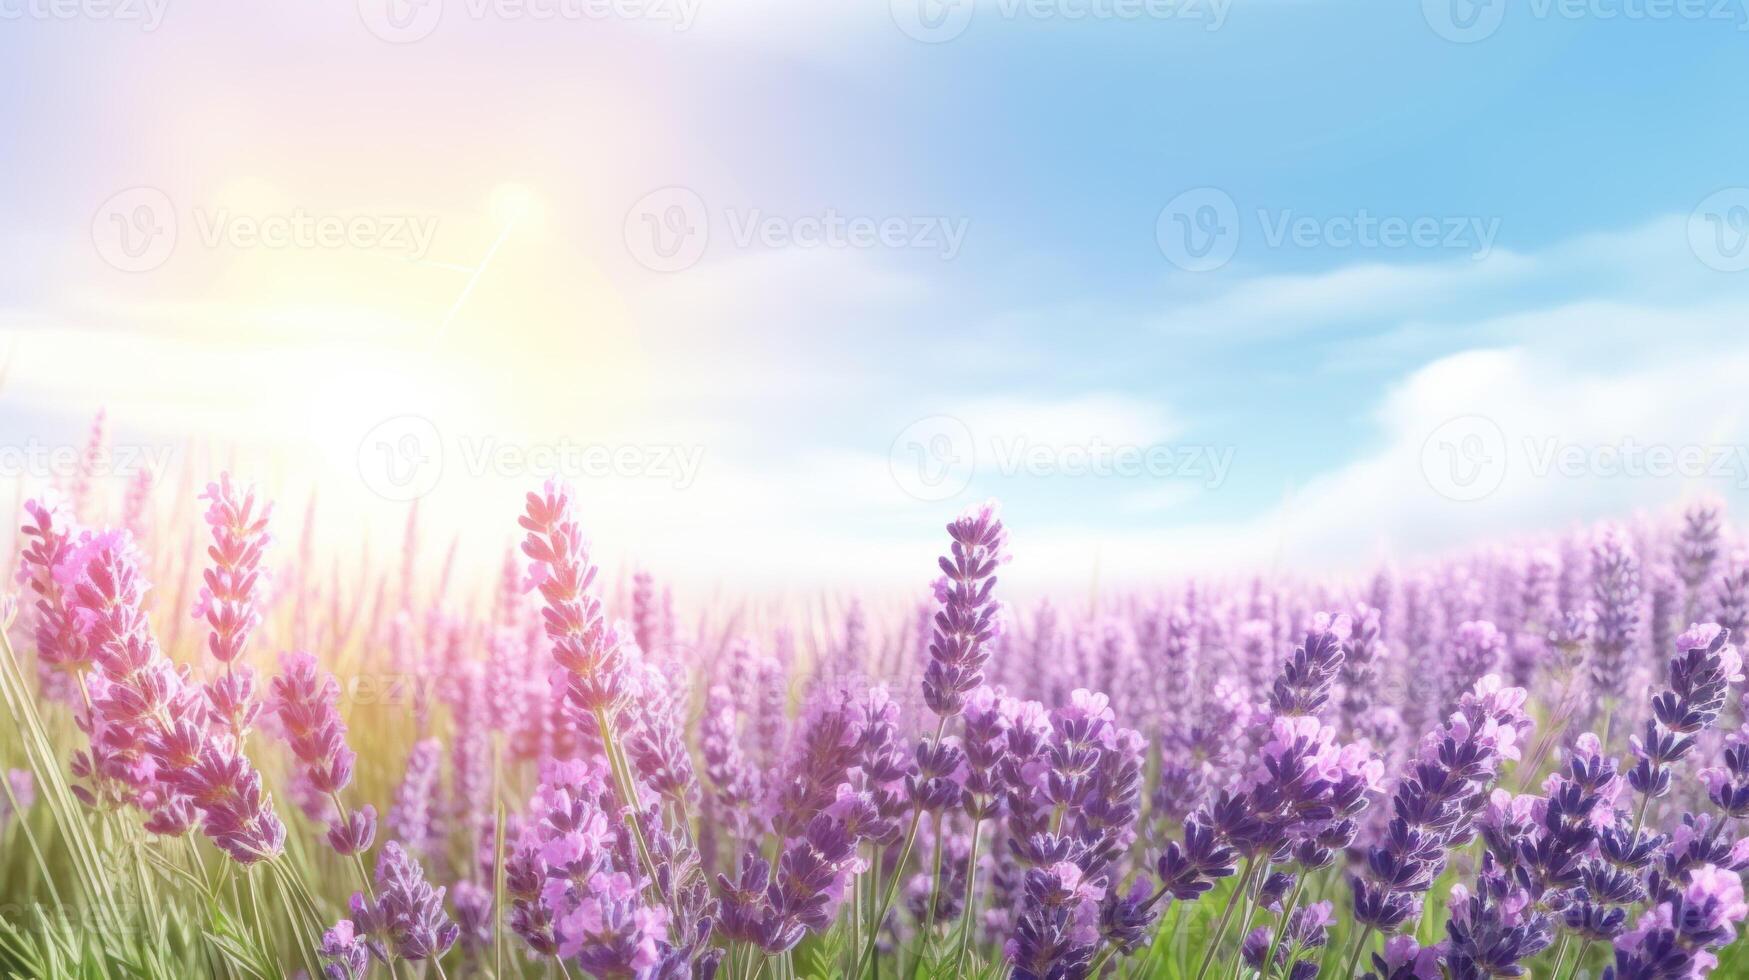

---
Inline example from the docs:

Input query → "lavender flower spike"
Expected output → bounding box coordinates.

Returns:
[923,500,1008,719]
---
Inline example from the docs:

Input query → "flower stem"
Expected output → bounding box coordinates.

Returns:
[1258,872,1308,980]
[854,717,949,979]
[595,707,670,911]
[1194,856,1257,980]
[949,816,984,978]
[1341,925,1373,979]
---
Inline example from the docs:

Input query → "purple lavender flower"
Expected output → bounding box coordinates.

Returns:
[1699,724,1749,818]
[1363,935,1441,980]
[1605,864,1745,979]
[1590,526,1643,707]
[1349,676,1531,934]
[1443,853,1553,979]
[1444,620,1505,712]
[357,840,460,962]
[318,918,368,980]
[922,501,1008,719]
[1676,501,1723,620]
[451,880,493,959]
[390,738,443,858]
[328,804,377,856]
[1243,900,1332,980]
[1005,861,1101,980]
[1627,624,1740,802]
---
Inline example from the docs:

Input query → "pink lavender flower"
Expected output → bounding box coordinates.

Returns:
[73,541,284,861]
[18,499,94,688]
[520,482,630,718]
[269,652,355,796]
[193,473,272,666]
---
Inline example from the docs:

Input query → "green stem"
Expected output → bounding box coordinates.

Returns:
[949,817,984,978]
[595,707,669,911]
[854,717,949,979]
[1548,933,1571,980]
[912,814,947,978]
[1258,873,1308,979]
[1341,926,1373,979]
[1194,856,1258,980]
[1225,866,1265,980]
[1563,939,1594,980]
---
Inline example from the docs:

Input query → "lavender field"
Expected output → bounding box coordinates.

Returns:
[0,417,1745,980]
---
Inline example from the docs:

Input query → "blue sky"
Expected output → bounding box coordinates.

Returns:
[3,0,1749,592]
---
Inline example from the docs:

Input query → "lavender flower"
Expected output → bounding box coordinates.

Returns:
[356,840,460,962]
[1590,526,1643,707]
[521,481,630,719]
[1627,624,1740,802]
[922,501,1008,719]
[193,473,272,667]
[269,652,355,796]
[1350,676,1531,934]
[390,738,443,858]
[1676,501,1723,619]
[318,919,368,980]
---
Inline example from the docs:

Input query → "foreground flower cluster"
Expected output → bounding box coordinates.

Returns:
[2,433,1749,978]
